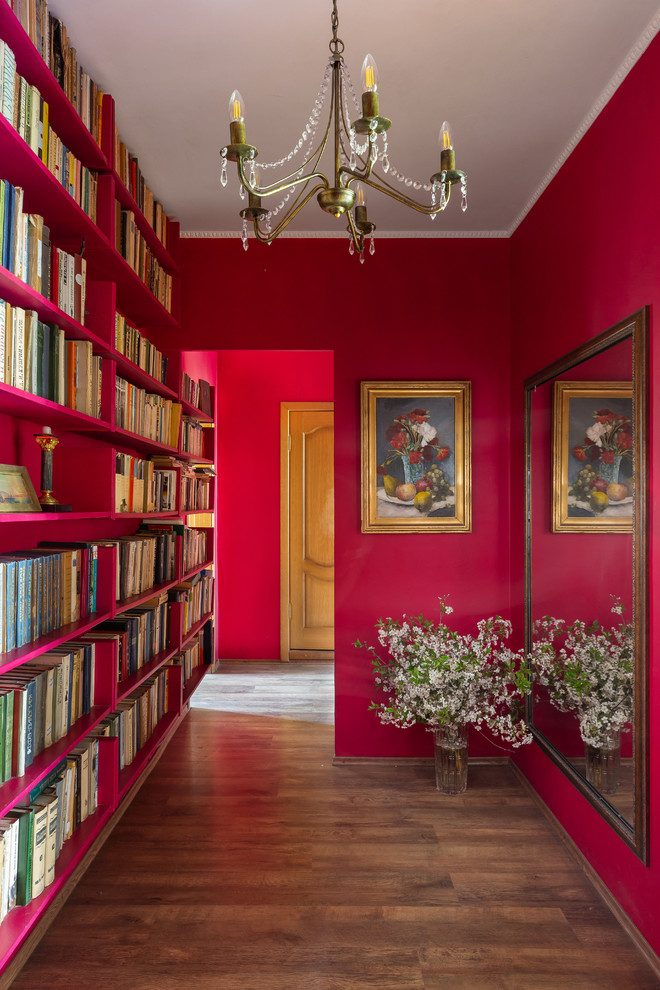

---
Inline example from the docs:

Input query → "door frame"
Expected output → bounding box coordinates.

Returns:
[280,401,334,662]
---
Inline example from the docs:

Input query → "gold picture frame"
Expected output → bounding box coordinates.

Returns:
[360,381,471,533]
[0,464,42,514]
[552,382,633,533]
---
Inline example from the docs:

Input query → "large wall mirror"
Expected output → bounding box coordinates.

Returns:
[524,308,649,862]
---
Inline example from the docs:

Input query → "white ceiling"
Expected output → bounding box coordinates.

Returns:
[49,0,660,237]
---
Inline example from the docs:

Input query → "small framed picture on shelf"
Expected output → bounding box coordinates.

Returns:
[360,381,471,533]
[0,464,42,514]
[552,381,633,533]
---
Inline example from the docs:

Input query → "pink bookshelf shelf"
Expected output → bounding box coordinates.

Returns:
[180,395,214,424]
[108,349,178,399]
[0,801,113,971]
[112,173,178,275]
[182,663,211,707]
[0,6,109,170]
[0,383,111,433]
[113,578,178,617]
[182,558,214,582]
[117,711,178,802]
[177,452,214,465]
[0,511,107,524]
[86,245,178,329]
[117,645,180,703]
[182,611,213,650]
[102,426,179,457]
[0,267,109,347]
[0,706,110,818]
[0,118,109,254]
[0,611,113,676]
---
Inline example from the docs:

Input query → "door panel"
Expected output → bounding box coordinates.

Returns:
[283,405,334,659]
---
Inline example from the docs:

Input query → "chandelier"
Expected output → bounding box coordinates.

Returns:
[220,0,467,261]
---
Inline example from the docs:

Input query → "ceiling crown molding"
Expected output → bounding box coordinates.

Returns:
[180,229,509,239]
[506,10,660,236]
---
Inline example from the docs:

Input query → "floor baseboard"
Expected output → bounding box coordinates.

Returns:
[510,762,660,981]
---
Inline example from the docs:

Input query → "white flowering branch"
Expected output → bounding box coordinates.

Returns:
[355,596,532,747]
[530,596,633,747]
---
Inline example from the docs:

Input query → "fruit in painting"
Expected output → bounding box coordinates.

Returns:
[415,477,433,493]
[589,477,608,493]
[396,483,416,502]
[589,491,609,512]
[606,482,628,502]
[414,491,433,513]
[383,475,399,497]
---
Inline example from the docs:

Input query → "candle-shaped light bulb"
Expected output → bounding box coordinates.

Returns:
[228,89,247,146]
[439,121,455,171]
[440,121,453,150]
[229,89,245,123]
[361,54,378,93]
[361,54,380,118]
[355,183,366,208]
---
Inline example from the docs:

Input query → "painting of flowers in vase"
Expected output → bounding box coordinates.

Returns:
[553,381,633,533]
[360,381,471,533]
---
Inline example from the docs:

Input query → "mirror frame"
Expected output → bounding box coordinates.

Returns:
[524,307,649,863]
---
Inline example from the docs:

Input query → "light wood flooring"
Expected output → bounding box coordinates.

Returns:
[9,663,660,990]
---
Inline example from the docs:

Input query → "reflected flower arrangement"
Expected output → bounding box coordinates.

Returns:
[530,596,633,748]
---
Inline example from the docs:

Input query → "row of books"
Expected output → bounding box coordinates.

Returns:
[174,632,204,687]
[0,543,98,655]
[181,469,212,512]
[93,591,169,683]
[181,373,212,417]
[0,182,87,324]
[8,0,105,146]
[115,376,182,448]
[114,311,168,385]
[0,42,98,220]
[0,640,96,781]
[0,735,100,921]
[182,528,209,574]
[113,530,177,603]
[114,203,173,312]
[181,415,206,456]
[114,133,169,247]
[169,570,214,638]
[115,454,177,514]
[0,300,102,416]
[102,667,172,772]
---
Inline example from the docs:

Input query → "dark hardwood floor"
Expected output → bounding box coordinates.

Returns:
[9,664,659,989]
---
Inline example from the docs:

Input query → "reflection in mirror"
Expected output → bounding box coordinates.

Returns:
[524,310,648,862]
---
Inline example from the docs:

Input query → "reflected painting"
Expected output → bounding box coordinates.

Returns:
[552,382,633,533]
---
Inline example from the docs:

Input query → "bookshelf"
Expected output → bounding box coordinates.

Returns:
[0,2,215,977]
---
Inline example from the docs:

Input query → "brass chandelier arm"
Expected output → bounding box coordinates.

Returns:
[237,154,329,199]
[251,182,329,242]
[338,166,453,214]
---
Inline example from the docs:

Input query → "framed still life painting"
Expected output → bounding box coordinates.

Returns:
[360,381,471,533]
[552,381,633,533]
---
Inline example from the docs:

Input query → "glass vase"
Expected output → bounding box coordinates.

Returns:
[401,454,424,486]
[433,722,468,794]
[597,454,622,486]
[584,729,621,795]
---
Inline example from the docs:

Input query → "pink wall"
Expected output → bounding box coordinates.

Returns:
[510,33,660,954]
[174,236,512,758]
[215,350,333,658]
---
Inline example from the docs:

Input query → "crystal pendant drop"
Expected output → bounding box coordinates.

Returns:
[369,235,375,256]
[241,219,249,250]
[348,239,354,256]
[239,183,246,201]
[382,155,390,173]
[461,177,468,212]
[359,249,365,265]
[220,159,228,188]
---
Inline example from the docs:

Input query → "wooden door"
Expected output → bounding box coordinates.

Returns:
[281,403,334,660]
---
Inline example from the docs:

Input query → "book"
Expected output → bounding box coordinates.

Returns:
[5,807,34,907]
[30,800,49,899]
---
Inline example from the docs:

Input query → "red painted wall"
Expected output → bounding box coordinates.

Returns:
[510,33,660,955]
[175,236,512,758]
[215,350,333,659]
